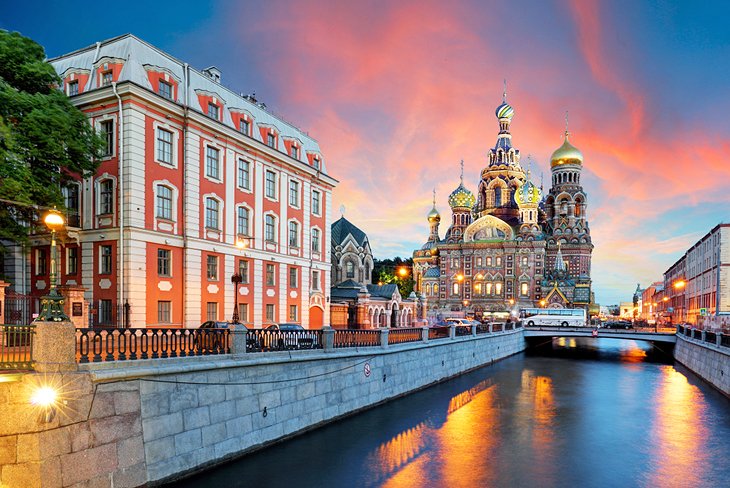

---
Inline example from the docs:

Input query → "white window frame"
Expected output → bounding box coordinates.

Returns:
[207,102,220,120]
[237,158,252,192]
[99,245,113,275]
[311,190,321,216]
[95,174,117,219]
[204,144,222,182]
[153,121,179,168]
[65,247,78,275]
[311,226,322,254]
[206,255,219,281]
[265,263,276,287]
[95,114,117,160]
[264,169,278,201]
[157,248,172,278]
[236,204,252,237]
[264,213,278,243]
[204,196,222,231]
[158,80,173,100]
[289,179,300,208]
[288,219,300,248]
[312,270,321,291]
[152,180,179,233]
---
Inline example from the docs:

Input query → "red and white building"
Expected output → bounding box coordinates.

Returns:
[17,34,336,328]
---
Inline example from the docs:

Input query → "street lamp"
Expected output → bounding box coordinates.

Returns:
[230,273,242,324]
[540,299,546,307]
[35,208,69,322]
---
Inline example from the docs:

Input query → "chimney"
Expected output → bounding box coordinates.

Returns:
[203,66,221,83]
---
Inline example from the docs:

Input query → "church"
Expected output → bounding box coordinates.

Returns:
[413,92,594,317]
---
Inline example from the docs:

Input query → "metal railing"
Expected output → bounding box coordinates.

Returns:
[455,326,472,337]
[1,324,34,370]
[76,328,230,363]
[246,329,323,352]
[333,329,381,348]
[476,324,490,334]
[428,326,450,340]
[492,323,503,333]
[388,328,422,345]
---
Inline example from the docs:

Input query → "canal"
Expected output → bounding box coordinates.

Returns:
[176,338,730,487]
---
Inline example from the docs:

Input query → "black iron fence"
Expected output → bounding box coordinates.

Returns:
[76,327,230,363]
[246,329,323,352]
[388,328,422,345]
[455,325,472,336]
[3,292,39,326]
[333,329,381,348]
[1,324,34,370]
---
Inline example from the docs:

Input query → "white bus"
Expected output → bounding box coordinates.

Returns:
[521,308,587,327]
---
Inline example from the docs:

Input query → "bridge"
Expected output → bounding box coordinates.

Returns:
[523,326,677,344]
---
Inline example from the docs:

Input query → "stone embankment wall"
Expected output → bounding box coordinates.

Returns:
[674,334,730,396]
[0,329,525,487]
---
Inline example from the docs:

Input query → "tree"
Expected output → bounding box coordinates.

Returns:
[372,257,415,297]
[0,30,102,249]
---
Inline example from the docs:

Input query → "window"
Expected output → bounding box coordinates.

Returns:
[312,228,321,253]
[100,120,114,157]
[100,245,112,274]
[289,305,298,322]
[289,180,299,207]
[101,70,113,86]
[312,270,320,291]
[206,255,218,280]
[288,221,299,247]
[157,128,173,164]
[434,284,439,294]
[99,180,114,215]
[522,256,528,266]
[265,214,276,242]
[158,81,172,100]
[206,146,220,180]
[312,157,320,170]
[291,145,300,160]
[265,170,277,199]
[234,206,250,236]
[158,249,171,277]
[475,282,482,294]
[239,259,249,284]
[158,301,171,324]
[267,132,276,148]
[486,257,492,266]
[206,302,218,321]
[495,283,502,295]
[99,299,113,325]
[266,263,275,286]
[156,185,173,220]
[346,261,355,279]
[265,304,275,322]
[496,257,502,266]
[239,118,249,135]
[68,80,79,96]
[205,198,220,229]
[486,283,493,295]
[36,249,47,276]
[476,257,482,267]
[238,159,250,190]
[67,247,78,275]
[312,191,321,215]
[452,282,459,295]
[64,184,80,227]
[208,102,219,120]
[521,282,529,296]
[238,303,249,322]
[289,267,298,288]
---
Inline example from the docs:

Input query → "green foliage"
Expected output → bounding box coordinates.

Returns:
[372,257,415,297]
[0,30,102,248]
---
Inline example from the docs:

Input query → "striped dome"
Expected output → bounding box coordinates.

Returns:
[496,102,514,120]
[448,183,476,209]
[515,180,542,206]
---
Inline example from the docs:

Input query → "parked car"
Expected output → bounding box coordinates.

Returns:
[445,318,470,326]
[263,323,316,349]
[603,321,633,330]
[196,321,238,351]
[265,323,305,331]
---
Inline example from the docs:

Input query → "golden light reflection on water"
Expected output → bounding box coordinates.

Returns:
[515,370,557,483]
[645,367,710,487]
[368,421,432,488]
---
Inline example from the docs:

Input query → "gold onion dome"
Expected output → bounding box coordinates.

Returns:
[448,183,476,209]
[550,132,583,167]
[427,205,441,222]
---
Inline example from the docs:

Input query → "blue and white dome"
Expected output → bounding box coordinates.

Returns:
[496,101,514,120]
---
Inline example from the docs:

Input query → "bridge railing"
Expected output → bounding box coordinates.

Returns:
[333,329,381,348]
[388,328,422,345]
[1,324,35,370]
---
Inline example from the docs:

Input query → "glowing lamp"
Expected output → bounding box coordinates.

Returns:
[44,211,65,230]
[673,280,686,289]
[456,274,464,282]
[398,267,408,277]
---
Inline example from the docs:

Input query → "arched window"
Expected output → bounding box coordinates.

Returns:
[156,185,173,220]
[345,261,355,279]
[205,197,220,229]
[265,214,276,242]
[237,207,250,236]
[495,188,502,206]
[521,282,529,296]
[434,284,439,294]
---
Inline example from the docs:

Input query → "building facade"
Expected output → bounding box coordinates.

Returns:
[330,217,420,328]
[413,93,594,317]
[7,34,337,328]
[662,223,730,325]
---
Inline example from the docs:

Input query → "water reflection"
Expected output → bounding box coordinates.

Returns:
[645,367,710,487]
[516,370,556,484]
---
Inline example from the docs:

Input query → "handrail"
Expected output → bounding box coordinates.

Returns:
[1,324,35,370]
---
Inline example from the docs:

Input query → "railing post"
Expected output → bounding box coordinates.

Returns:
[422,326,429,342]
[322,326,335,351]
[231,327,248,355]
[489,323,493,333]
[471,324,477,336]
[718,333,723,347]
[701,330,706,343]
[449,325,456,340]
[32,320,77,372]
[380,328,389,348]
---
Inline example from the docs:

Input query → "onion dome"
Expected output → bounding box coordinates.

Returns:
[427,206,441,223]
[496,101,514,120]
[551,132,583,168]
[448,183,476,209]
[515,179,542,207]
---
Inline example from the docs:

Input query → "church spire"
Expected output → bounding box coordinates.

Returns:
[554,242,566,272]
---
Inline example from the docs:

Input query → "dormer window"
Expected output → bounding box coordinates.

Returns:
[159,81,173,100]
[68,80,79,96]
[291,145,300,160]
[239,119,250,135]
[267,132,276,148]
[208,102,219,120]
[312,157,320,170]
[101,70,113,87]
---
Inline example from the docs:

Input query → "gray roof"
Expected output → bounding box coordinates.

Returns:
[49,34,327,173]
[331,217,368,247]
[423,267,440,278]
[367,283,399,299]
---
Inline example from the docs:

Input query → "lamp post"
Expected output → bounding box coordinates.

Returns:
[230,237,251,324]
[36,208,69,322]
[456,273,464,312]
[673,279,686,324]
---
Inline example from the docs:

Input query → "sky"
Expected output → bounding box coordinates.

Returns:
[3,0,729,305]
